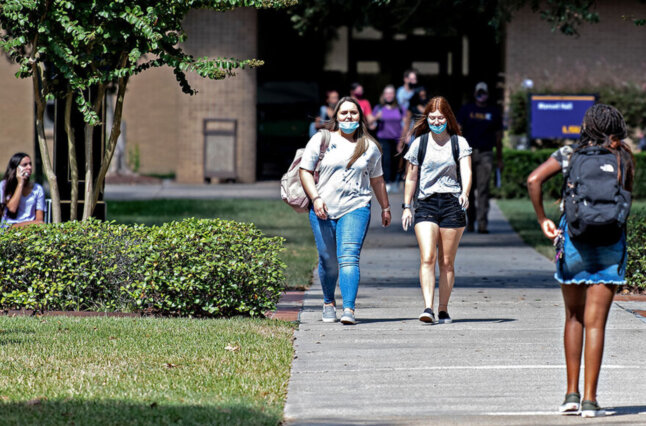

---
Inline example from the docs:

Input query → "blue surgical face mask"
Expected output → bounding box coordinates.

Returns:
[339,121,360,134]
[427,118,447,134]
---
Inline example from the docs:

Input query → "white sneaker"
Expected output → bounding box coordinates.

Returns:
[340,308,356,324]
[322,304,337,322]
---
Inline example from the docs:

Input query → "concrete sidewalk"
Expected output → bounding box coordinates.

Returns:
[284,195,646,425]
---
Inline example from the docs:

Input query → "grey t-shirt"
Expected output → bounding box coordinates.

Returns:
[300,131,383,219]
[551,145,574,174]
[404,134,472,199]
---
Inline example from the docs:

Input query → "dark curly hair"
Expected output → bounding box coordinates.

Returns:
[579,104,634,191]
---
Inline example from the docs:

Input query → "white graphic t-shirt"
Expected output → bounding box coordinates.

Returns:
[300,131,383,219]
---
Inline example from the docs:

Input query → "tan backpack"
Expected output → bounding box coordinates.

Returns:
[280,130,331,213]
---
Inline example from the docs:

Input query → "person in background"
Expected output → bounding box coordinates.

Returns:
[299,96,391,325]
[350,82,372,117]
[0,153,45,227]
[457,82,503,234]
[399,86,429,154]
[370,85,405,192]
[309,90,339,138]
[396,69,418,113]
[402,97,472,324]
[527,104,635,417]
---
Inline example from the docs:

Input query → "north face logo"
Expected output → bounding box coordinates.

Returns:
[600,164,615,173]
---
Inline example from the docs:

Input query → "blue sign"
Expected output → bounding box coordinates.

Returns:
[529,95,596,139]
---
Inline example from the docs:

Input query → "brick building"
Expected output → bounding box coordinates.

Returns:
[505,1,646,91]
[1,2,645,183]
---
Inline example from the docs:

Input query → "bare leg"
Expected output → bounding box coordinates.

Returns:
[561,284,586,395]
[583,283,616,402]
[437,226,465,312]
[414,221,440,309]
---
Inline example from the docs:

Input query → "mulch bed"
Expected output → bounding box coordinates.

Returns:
[2,309,140,318]
[2,291,306,321]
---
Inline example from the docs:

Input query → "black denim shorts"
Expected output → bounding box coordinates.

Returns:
[414,193,467,228]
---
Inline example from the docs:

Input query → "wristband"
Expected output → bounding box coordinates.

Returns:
[382,206,391,213]
[402,203,411,209]
[312,196,321,202]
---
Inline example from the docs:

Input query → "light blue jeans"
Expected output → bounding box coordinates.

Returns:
[309,206,371,310]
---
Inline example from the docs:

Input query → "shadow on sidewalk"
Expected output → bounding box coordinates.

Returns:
[451,318,516,323]
[355,274,554,290]
[610,405,646,416]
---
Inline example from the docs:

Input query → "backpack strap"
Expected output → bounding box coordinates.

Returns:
[313,130,331,183]
[451,134,462,191]
[415,133,430,200]
[317,130,331,162]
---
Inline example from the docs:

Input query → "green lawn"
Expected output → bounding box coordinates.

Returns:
[0,316,295,425]
[497,199,646,259]
[107,199,317,290]
[0,199,312,425]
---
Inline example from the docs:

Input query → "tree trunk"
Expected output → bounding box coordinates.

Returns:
[93,76,129,207]
[65,92,79,221]
[81,118,94,220]
[81,85,106,220]
[32,64,61,223]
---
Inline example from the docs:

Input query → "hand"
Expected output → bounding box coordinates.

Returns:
[16,167,27,184]
[402,208,413,231]
[396,141,405,154]
[540,218,560,240]
[381,210,391,227]
[458,193,469,210]
[313,198,328,220]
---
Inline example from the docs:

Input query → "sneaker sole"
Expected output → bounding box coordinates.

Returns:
[419,314,435,323]
[340,317,356,325]
[581,409,605,418]
[322,317,337,323]
[559,403,580,414]
[438,318,453,324]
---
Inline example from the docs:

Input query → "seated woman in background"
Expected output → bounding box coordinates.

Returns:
[1,153,45,227]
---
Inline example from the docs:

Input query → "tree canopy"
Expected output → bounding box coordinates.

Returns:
[0,0,296,222]
[289,0,644,38]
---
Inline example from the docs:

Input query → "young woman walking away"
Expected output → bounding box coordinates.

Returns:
[300,96,391,325]
[401,96,472,324]
[1,153,45,227]
[527,104,635,417]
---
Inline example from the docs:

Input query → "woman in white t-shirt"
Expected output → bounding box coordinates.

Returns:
[402,97,472,324]
[299,97,391,325]
[1,153,45,227]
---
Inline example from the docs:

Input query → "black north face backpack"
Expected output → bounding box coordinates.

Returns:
[563,145,631,245]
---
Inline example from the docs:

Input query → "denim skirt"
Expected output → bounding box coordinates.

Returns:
[555,217,626,285]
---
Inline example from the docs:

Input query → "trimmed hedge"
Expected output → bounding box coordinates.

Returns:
[626,217,646,292]
[492,150,646,199]
[0,218,285,317]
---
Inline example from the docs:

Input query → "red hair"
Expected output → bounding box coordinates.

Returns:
[410,96,461,140]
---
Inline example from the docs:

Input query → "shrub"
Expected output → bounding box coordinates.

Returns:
[491,150,646,200]
[0,218,285,317]
[626,216,646,293]
[491,149,563,199]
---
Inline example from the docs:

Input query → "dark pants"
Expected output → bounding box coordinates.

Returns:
[379,138,399,183]
[467,149,493,231]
